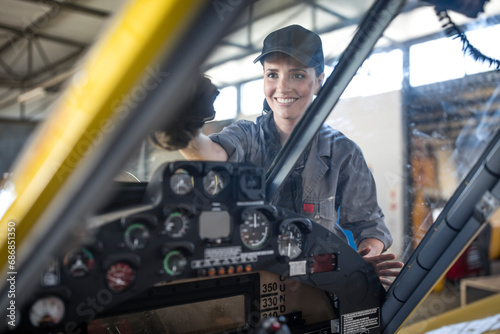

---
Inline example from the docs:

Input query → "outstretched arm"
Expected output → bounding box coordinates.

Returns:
[179,133,228,161]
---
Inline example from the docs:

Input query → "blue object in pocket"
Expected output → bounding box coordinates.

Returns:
[337,206,356,250]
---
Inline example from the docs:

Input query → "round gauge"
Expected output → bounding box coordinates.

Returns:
[170,169,193,195]
[29,296,65,327]
[203,170,225,196]
[106,262,136,293]
[164,210,190,238]
[163,250,188,276]
[278,223,304,260]
[240,209,271,250]
[41,260,59,287]
[124,223,150,250]
[62,247,94,278]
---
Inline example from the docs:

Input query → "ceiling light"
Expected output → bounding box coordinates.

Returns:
[17,87,47,103]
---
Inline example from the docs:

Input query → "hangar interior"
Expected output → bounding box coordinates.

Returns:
[1,0,500,333]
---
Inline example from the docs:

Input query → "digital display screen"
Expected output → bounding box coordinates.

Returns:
[87,295,246,333]
[199,210,231,240]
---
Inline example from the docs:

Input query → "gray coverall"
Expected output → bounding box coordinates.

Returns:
[210,110,393,250]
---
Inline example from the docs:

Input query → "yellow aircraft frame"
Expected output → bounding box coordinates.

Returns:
[0,0,204,277]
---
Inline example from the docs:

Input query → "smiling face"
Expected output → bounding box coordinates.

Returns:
[263,53,324,125]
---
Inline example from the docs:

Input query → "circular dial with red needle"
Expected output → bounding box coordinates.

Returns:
[106,262,136,293]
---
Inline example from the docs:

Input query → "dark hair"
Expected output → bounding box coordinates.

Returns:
[313,64,323,77]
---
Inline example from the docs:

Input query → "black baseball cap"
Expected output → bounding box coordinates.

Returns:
[253,25,324,73]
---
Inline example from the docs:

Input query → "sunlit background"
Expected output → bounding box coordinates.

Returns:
[211,24,500,120]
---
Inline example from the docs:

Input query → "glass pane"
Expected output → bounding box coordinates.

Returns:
[343,49,403,98]
[464,24,500,75]
[213,86,237,121]
[409,37,465,87]
[7,2,500,332]
[241,79,265,116]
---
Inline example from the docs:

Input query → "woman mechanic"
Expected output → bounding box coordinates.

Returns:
[152,25,403,285]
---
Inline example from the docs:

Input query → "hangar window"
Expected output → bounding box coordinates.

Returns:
[409,37,466,87]
[241,79,264,116]
[237,50,403,117]
[464,24,500,75]
[341,49,403,98]
[213,85,237,121]
[409,23,500,87]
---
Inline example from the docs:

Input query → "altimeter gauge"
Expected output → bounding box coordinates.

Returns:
[278,223,304,260]
[240,209,271,250]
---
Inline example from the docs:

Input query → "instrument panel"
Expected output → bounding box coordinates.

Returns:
[11,162,385,334]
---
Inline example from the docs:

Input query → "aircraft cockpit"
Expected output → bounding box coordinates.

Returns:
[1,0,500,333]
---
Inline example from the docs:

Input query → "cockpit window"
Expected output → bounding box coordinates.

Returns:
[3,2,500,333]
[120,2,500,262]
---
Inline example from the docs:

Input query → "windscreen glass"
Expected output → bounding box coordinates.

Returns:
[2,1,500,332]
[119,1,500,271]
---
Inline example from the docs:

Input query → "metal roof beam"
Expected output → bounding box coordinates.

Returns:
[0,23,87,50]
[202,14,363,71]
[22,48,83,83]
[219,40,256,51]
[227,0,304,35]
[0,48,82,88]
[0,57,22,79]
[0,3,61,53]
[19,0,111,18]
[310,2,349,20]
[0,67,76,109]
